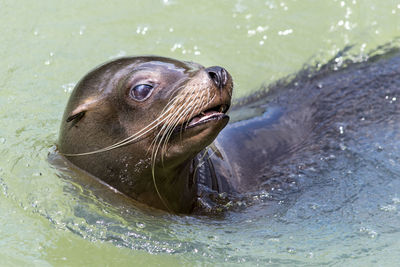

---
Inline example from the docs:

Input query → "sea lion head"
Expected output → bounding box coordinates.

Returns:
[58,56,233,213]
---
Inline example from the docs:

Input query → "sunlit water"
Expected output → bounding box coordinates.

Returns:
[1,0,400,265]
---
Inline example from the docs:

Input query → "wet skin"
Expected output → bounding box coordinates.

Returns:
[59,51,400,213]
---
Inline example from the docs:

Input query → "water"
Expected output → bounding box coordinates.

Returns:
[1,0,400,265]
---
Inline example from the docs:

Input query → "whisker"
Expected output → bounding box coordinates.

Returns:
[62,90,191,157]
[62,112,174,156]
[193,148,209,179]
[161,93,199,158]
[149,89,195,165]
[183,87,204,130]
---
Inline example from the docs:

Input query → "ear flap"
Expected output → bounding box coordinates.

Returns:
[65,98,104,123]
[66,110,85,122]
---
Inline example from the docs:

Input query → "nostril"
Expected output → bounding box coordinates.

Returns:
[206,66,228,89]
[208,71,220,88]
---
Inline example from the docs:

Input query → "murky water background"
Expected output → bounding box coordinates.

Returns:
[1,0,400,265]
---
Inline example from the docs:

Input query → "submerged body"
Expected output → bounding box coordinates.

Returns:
[58,50,400,213]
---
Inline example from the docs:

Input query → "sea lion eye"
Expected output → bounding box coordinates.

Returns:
[129,84,154,101]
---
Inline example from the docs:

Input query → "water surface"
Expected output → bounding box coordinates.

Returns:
[1,0,400,265]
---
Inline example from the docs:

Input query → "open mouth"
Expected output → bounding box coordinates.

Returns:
[185,104,230,129]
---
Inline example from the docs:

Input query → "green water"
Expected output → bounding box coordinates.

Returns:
[1,0,400,266]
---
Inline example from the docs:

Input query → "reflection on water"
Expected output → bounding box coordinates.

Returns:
[1,0,400,265]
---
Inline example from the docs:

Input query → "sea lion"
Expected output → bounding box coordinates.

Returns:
[59,50,400,214]
[59,56,233,213]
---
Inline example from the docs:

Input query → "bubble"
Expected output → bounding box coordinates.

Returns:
[162,0,174,5]
[359,227,378,238]
[170,43,182,52]
[256,26,268,32]
[287,247,296,254]
[380,204,396,212]
[109,50,127,59]
[278,29,293,36]
[136,222,146,229]
[79,25,86,35]
[136,26,149,35]
[339,143,347,150]
[344,21,351,30]
[61,83,76,93]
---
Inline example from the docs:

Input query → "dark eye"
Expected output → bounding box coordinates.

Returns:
[129,84,154,101]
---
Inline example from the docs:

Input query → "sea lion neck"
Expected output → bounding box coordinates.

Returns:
[146,158,198,213]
